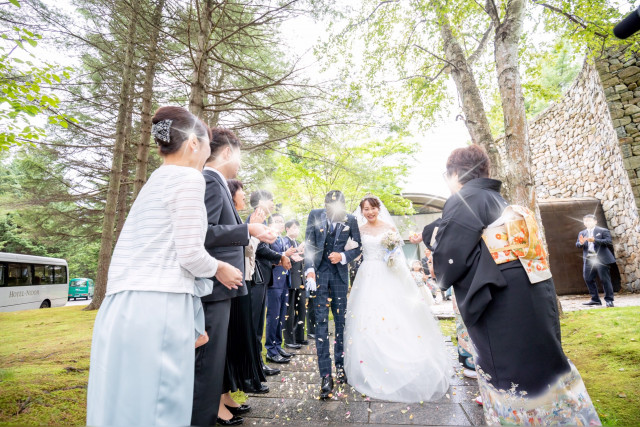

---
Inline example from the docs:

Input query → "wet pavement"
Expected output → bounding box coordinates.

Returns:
[244,330,484,426]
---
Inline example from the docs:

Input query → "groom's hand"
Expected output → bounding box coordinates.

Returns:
[328,252,342,264]
[409,233,422,244]
[306,271,316,281]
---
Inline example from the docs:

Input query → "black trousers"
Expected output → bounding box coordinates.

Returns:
[306,293,316,335]
[191,299,231,426]
[583,257,614,303]
[249,280,267,360]
[283,287,306,344]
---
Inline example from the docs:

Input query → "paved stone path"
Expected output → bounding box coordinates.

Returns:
[431,292,640,319]
[244,332,484,426]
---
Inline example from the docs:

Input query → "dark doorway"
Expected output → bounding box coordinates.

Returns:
[539,198,620,295]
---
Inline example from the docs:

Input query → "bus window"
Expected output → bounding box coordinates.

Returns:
[0,264,5,287]
[45,265,55,284]
[33,265,45,285]
[53,265,67,284]
[7,263,32,286]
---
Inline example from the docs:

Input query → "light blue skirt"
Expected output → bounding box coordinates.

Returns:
[86,290,197,426]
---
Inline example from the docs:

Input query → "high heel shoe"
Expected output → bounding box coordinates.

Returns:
[225,403,251,416]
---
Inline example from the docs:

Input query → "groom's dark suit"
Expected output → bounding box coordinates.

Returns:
[304,209,362,377]
[191,167,249,427]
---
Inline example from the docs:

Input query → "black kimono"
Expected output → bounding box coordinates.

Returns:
[433,178,600,425]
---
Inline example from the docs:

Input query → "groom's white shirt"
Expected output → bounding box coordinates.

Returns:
[305,218,347,276]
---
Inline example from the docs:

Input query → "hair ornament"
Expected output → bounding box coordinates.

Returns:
[151,119,172,144]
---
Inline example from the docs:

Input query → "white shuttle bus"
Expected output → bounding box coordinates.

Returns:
[0,253,68,312]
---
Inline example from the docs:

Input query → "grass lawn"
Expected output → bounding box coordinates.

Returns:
[0,305,638,425]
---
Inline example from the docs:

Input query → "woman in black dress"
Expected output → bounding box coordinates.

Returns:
[432,145,600,425]
[218,179,269,425]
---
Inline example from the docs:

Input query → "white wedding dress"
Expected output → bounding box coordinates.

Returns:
[344,228,454,403]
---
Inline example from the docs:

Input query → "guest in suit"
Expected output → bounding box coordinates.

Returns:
[576,214,617,307]
[283,220,308,348]
[249,190,292,373]
[305,190,362,399]
[265,213,296,363]
[191,128,275,427]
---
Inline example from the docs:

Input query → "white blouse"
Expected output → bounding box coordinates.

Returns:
[106,165,219,296]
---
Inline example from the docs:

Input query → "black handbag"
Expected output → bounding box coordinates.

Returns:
[252,263,264,285]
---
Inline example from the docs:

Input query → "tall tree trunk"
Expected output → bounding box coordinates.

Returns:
[434,5,502,178]
[486,0,562,315]
[489,0,533,208]
[189,0,213,118]
[115,108,134,242]
[87,5,139,311]
[133,0,165,199]
[209,67,226,127]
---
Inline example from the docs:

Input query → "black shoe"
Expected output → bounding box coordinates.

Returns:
[583,300,602,306]
[320,376,334,400]
[266,354,290,364]
[606,301,614,307]
[217,415,243,426]
[277,348,294,358]
[336,368,347,385]
[307,333,316,339]
[225,404,251,416]
[243,381,270,394]
[285,343,302,349]
[299,339,309,345]
[262,364,280,376]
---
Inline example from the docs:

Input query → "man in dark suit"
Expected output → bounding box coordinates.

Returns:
[265,213,297,363]
[191,128,275,427]
[248,190,292,375]
[305,190,362,399]
[283,220,308,348]
[576,214,617,307]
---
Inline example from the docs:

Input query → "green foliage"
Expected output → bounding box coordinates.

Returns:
[241,129,417,225]
[0,1,74,150]
[0,147,102,279]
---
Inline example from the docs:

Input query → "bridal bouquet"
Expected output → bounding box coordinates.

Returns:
[381,230,403,267]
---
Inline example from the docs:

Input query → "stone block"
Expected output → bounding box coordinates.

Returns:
[626,105,640,115]
[620,137,634,144]
[610,109,625,119]
[623,74,640,85]
[620,116,632,126]
[621,91,634,101]
[611,63,623,72]
[615,84,627,93]
[634,145,640,156]
[607,93,622,102]
[604,86,615,96]
[621,144,633,158]
[623,155,640,170]
[630,83,638,91]
[625,123,639,134]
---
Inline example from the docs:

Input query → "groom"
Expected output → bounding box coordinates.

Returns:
[304,190,362,399]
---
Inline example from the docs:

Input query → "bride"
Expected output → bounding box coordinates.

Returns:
[344,196,453,403]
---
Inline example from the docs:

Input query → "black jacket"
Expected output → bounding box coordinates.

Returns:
[202,169,250,302]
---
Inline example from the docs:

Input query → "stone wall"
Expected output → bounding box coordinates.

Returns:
[527,60,640,291]
[597,47,640,209]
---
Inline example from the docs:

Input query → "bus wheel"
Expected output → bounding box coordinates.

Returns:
[40,300,51,309]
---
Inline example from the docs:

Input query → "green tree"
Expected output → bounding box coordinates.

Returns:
[0,0,73,150]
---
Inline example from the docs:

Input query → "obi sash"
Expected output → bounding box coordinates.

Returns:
[481,205,552,284]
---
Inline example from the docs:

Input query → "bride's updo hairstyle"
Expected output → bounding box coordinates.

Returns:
[151,106,209,156]
[360,196,381,210]
[445,144,490,184]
